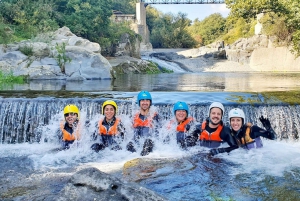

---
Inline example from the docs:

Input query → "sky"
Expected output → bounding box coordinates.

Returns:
[150,3,230,21]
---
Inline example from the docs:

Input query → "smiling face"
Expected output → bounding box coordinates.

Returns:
[140,99,151,111]
[175,110,187,122]
[104,105,115,121]
[230,117,243,131]
[209,107,222,126]
[64,113,78,126]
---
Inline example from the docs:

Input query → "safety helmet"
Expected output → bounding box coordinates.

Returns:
[228,108,245,122]
[63,104,79,118]
[173,101,189,116]
[102,100,118,115]
[208,102,225,117]
[137,90,152,106]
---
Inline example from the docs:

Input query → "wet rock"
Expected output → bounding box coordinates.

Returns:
[57,167,167,201]
[123,158,195,182]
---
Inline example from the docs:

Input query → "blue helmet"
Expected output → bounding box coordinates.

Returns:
[173,101,189,116]
[137,91,152,106]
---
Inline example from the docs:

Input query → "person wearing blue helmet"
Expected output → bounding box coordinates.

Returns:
[165,101,194,149]
[126,90,160,156]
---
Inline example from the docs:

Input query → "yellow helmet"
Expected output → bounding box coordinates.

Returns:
[102,100,118,115]
[63,104,79,118]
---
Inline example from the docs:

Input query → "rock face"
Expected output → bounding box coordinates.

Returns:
[225,35,300,71]
[57,167,167,201]
[0,27,112,80]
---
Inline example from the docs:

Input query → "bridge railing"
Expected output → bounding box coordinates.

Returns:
[140,0,225,4]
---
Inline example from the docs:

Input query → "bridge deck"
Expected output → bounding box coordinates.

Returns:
[140,0,225,4]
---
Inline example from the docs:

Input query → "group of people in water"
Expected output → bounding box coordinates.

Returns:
[59,90,277,156]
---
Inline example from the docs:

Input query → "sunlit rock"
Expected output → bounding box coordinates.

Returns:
[57,167,167,201]
[123,158,195,182]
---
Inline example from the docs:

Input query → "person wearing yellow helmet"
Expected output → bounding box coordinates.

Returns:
[59,104,80,149]
[91,100,126,152]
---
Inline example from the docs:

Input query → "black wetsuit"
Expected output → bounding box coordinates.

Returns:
[127,113,161,156]
[91,117,125,152]
[190,119,238,154]
[231,124,276,149]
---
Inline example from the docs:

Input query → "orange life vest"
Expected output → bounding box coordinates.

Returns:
[60,121,80,142]
[199,121,223,141]
[168,117,193,132]
[98,118,120,136]
[133,112,157,128]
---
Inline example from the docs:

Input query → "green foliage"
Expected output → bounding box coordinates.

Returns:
[291,30,300,57]
[225,0,286,19]
[56,0,112,42]
[260,13,290,41]
[0,23,15,45]
[150,12,196,48]
[0,71,25,84]
[0,0,59,40]
[111,0,136,14]
[55,42,71,73]
[225,0,300,55]
[222,18,256,44]
[188,13,226,46]
[19,43,33,56]
[160,67,174,73]
[100,21,139,56]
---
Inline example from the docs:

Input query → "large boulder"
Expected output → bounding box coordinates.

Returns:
[0,26,112,80]
[57,167,167,201]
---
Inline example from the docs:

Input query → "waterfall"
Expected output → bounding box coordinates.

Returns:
[0,98,299,144]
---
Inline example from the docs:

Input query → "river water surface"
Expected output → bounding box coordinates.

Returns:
[1,71,300,200]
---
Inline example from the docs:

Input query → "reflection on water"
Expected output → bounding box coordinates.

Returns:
[1,72,300,92]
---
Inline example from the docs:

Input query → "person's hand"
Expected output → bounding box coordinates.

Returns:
[259,116,271,130]
[209,148,225,156]
[186,124,191,131]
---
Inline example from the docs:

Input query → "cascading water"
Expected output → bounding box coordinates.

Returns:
[1,97,299,144]
[1,94,300,200]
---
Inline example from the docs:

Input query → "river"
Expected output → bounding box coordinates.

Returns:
[1,64,300,200]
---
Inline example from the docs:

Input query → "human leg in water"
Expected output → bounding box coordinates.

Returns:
[62,140,74,150]
[126,141,136,153]
[185,135,197,147]
[111,144,122,151]
[141,139,154,156]
[177,132,187,149]
[91,143,106,153]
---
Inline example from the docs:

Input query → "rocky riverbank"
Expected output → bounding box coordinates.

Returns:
[145,48,255,73]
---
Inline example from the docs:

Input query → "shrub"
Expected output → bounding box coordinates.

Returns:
[19,43,33,56]
[55,42,72,73]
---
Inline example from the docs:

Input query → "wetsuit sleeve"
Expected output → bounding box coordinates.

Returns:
[118,121,126,139]
[91,121,98,141]
[220,126,239,153]
[250,125,276,140]
[190,124,201,139]
[153,113,162,137]
[56,127,62,142]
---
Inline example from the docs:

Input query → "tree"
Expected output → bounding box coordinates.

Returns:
[225,0,286,19]
[55,0,112,43]
[188,13,226,46]
[150,12,196,48]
